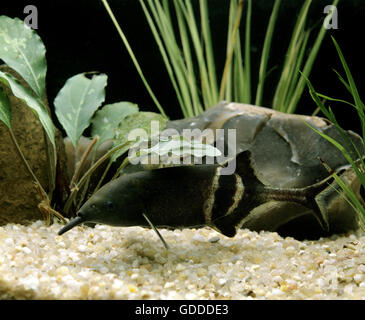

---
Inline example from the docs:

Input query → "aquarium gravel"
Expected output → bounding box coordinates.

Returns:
[1,220,365,300]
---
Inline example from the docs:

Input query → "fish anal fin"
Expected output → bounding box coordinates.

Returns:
[211,215,238,237]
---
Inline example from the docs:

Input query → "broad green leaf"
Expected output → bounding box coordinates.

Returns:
[91,101,138,146]
[0,70,54,146]
[54,73,108,148]
[0,86,11,128]
[113,111,167,161]
[0,16,47,98]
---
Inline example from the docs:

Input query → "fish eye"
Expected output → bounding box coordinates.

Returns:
[105,200,114,211]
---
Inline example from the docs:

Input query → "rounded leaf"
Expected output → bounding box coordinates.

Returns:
[91,101,138,146]
[0,16,47,98]
[54,73,108,148]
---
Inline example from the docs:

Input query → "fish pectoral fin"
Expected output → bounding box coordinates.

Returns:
[142,213,169,250]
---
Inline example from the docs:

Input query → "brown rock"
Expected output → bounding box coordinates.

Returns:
[0,65,66,225]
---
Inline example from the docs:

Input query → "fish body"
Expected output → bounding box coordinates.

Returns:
[59,103,364,238]
[58,151,339,237]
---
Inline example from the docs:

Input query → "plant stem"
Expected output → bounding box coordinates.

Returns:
[63,141,130,215]
[69,136,99,189]
[42,130,56,200]
[93,159,113,194]
[111,157,130,181]
[9,128,48,198]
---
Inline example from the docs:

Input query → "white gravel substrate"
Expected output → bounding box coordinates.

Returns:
[1,220,365,300]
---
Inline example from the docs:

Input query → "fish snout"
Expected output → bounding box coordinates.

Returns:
[58,214,85,235]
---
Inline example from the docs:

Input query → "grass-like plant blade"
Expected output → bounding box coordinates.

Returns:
[317,39,365,156]
[91,101,139,147]
[319,157,365,220]
[200,0,218,105]
[301,71,361,162]
[331,37,365,143]
[306,122,356,168]
[325,168,365,222]
[331,36,365,159]
[0,16,46,99]
[101,0,335,119]
[0,86,11,128]
[0,70,55,146]
[333,68,352,94]
[180,0,214,109]
[173,0,201,116]
[219,0,244,102]
[272,0,311,112]
[255,0,281,106]
[285,30,310,107]
[54,73,107,148]
[100,0,166,117]
[148,0,197,117]
[317,93,355,107]
[63,140,131,214]
[308,112,365,188]
[233,32,245,102]
[148,0,195,117]
[243,0,252,104]
[307,123,365,213]
[331,37,363,109]
[221,0,236,102]
[302,35,365,224]
[139,0,188,117]
[286,0,340,114]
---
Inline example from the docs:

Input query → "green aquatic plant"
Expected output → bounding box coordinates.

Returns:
[303,37,365,229]
[271,0,339,114]
[0,15,56,213]
[101,0,339,117]
[0,16,168,222]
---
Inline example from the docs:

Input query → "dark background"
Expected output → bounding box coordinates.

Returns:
[1,0,364,133]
